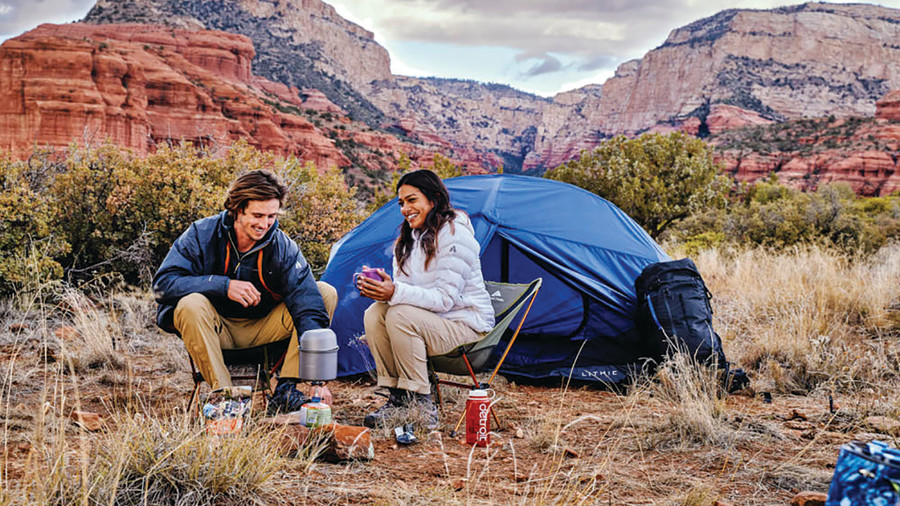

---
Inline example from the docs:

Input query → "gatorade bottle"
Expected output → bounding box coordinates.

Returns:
[300,397,332,428]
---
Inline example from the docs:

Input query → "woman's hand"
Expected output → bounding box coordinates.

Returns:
[357,267,395,301]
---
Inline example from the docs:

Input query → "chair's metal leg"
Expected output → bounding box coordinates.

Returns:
[489,406,501,430]
[462,353,480,388]
[430,368,444,410]
[451,402,468,436]
[188,382,201,417]
[187,355,203,415]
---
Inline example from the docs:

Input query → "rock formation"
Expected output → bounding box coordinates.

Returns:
[0,23,351,168]
[83,0,391,126]
[0,21,470,186]
[713,95,900,196]
[79,0,900,179]
[595,3,900,135]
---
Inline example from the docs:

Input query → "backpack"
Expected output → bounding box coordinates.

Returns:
[635,258,749,392]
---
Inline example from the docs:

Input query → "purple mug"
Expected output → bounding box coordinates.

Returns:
[354,267,381,284]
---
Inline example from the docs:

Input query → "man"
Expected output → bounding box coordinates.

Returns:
[153,169,337,414]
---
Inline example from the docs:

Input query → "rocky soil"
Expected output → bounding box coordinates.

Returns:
[0,294,892,504]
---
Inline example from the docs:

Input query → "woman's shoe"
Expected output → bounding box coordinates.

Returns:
[363,388,407,428]
[412,393,440,431]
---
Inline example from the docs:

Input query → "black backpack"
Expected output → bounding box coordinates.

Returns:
[635,258,749,391]
[635,258,725,365]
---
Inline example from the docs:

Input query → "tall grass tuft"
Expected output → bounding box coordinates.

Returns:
[58,289,125,372]
[20,408,292,505]
[626,353,733,449]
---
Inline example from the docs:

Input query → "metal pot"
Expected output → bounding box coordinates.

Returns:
[299,328,339,381]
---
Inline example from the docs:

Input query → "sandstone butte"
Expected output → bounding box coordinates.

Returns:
[714,94,900,196]
[0,23,447,173]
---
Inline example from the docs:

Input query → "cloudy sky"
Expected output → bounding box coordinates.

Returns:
[2,0,900,96]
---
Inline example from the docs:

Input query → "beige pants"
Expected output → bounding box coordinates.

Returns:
[364,302,484,394]
[175,281,338,389]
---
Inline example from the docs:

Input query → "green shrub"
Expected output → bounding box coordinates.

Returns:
[673,177,900,253]
[279,159,364,275]
[51,141,275,284]
[0,153,69,295]
[546,132,728,239]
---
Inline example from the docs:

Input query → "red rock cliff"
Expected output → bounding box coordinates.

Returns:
[0,23,348,168]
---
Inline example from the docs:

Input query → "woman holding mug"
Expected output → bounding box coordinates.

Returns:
[357,169,494,428]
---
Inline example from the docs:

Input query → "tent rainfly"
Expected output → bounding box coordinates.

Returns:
[320,174,670,383]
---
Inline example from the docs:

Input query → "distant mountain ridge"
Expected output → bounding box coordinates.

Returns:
[67,1,900,189]
[84,0,391,126]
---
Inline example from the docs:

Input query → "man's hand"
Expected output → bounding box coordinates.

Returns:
[227,280,262,307]
[357,268,395,302]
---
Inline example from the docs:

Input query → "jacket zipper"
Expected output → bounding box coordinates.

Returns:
[227,233,268,278]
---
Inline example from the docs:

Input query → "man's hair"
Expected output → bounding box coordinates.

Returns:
[223,170,288,217]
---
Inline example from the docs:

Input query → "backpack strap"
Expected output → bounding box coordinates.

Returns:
[223,242,231,275]
[645,294,663,332]
[257,249,282,302]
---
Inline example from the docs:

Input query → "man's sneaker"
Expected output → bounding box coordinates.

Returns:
[267,380,309,416]
[363,388,407,428]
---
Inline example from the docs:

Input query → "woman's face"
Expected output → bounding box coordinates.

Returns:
[398,184,434,229]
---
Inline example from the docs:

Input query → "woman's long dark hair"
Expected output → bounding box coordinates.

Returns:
[394,169,456,274]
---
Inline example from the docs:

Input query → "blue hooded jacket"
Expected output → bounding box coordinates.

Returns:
[152,210,330,337]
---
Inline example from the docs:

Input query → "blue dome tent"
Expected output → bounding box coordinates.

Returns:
[320,174,670,383]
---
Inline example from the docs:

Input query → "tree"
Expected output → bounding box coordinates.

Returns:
[278,160,365,276]
[545,132,728,239]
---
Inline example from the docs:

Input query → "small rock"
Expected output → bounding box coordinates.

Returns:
[451,479,466,491]
[563,447,579,458]
[865,416,900,436]
[515,474,528,483]
[515,428,525,439]
[713,500,735,506]
[8,323,29,332]
[54,326,79,341]
[312,424,374,462]
[790,490,827,506]
[273,424,311,455]
[70,410,103,431]
[787,409,808,421]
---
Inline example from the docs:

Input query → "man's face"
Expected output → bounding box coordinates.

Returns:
[234,198,280,247]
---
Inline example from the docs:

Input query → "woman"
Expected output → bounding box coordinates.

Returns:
[357,169,495,428]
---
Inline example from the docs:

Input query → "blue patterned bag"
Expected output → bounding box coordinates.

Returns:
[826,440,900,506]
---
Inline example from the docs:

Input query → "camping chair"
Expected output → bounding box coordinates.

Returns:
[187,338,290,410]
[428,278,542,434]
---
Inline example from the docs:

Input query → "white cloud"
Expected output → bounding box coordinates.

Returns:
[0,0,96,40]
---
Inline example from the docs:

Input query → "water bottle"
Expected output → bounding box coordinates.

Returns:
[299,396,332,428]
[465,389,492,446]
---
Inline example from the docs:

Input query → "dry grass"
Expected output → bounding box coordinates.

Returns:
[691,243,900,394]
[16,406,298,505]
[57,289,126,372]
[2,243,899,504]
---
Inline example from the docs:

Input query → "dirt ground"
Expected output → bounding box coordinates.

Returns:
[0,301,889,505]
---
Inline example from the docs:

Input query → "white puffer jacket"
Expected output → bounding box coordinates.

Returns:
[389,211,495,333]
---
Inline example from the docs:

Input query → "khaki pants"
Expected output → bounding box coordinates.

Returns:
[364,302,484,395]
[175,281,338,389]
